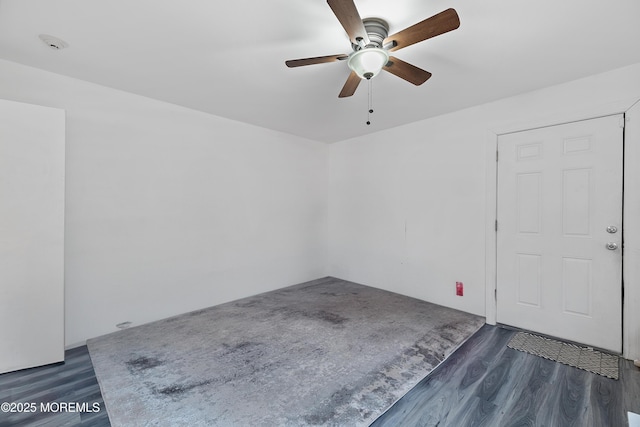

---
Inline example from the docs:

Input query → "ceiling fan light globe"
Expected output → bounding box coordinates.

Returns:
[348,48,389,80]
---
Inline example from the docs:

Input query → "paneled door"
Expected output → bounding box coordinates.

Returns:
[496,115,623,352]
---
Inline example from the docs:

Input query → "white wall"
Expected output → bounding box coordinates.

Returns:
[624,99,640,359]
[0,59,328,348]
[329,111,488,315]
[329,63,640,357]
[3,56,640,357]
[0,99,65,372]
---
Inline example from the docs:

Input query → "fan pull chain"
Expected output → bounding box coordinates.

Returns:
[366,78,373,125]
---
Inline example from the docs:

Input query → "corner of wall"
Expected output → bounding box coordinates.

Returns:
[623,99,640,360]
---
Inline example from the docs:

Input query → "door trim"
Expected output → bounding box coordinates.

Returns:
[484,99,640,359]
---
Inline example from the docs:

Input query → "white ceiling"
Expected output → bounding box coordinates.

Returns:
[0,0,639,143]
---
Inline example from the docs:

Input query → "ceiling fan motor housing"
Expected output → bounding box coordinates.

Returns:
[352,18,389,50]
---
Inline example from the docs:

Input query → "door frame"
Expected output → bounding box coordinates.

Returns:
[484,97,640,360]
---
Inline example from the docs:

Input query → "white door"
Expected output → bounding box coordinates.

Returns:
[0,99,65,373]
[496,115,623,352]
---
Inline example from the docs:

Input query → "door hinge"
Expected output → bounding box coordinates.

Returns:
[619,116,626,129]
[496,150,499,162]
[495,288,497,301]
[495,220,498,231]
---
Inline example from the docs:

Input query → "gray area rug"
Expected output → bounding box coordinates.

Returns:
[88,277,485,426]
[507,332,619,379]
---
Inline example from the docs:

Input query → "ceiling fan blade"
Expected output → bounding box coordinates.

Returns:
[338,71,361,98]
[383,56,432,85]
[327,0,370,46]
[384,8,460,52]
[286,54,349,68]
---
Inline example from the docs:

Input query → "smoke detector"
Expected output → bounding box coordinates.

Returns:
[38,34,68,50]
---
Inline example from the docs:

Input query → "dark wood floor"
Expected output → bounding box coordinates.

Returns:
[372,325,640,427]
[1,325,638,426]
[0,346,109,427]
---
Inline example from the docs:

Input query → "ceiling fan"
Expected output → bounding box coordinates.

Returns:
[285,0,460,98]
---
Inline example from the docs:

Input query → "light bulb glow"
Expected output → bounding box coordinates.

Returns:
[347,48,389,80]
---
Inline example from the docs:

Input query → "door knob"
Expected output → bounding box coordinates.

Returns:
[606,242,618,250]
[606,225,618,234]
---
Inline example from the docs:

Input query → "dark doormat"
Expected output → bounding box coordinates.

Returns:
[507,331,619,379]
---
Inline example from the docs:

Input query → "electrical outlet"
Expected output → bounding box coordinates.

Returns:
[456,282,464,296]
